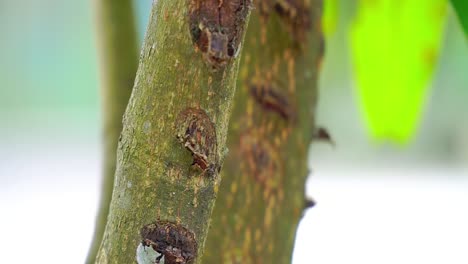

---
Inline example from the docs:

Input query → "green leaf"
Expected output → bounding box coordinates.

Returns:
[350,0,447,144]
[450,0,468,36]
[323,0,339,37]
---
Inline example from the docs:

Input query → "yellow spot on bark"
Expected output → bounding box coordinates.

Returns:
[245,183,252,206]
[254,228,261,242]
[266,121,273,134]
[222,214,227,225]
[274,136,281,147]
[246,100,254,127]
[281,128,288,142]
[230,182,238,194]
[243,228,252,252]
[235,221,242,234]
[272,56,280,76]
[261,26,267,45]
[144,180,152,187]
[268,242,274,254]
[278,188,285,202]
[288,60,295,93]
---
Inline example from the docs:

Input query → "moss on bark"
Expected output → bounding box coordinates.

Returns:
[203,1,324,263]
[95,0,251,263]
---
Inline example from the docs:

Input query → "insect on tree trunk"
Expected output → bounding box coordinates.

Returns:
[95,0,252,263]
[92,0,324,263]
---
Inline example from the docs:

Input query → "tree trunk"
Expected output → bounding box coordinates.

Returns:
[203,1,324,263]
[95,0,251,263]
[87,0,138,263]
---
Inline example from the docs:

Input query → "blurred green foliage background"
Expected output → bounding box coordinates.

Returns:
[350,0,447,143]
[0,0,466,158]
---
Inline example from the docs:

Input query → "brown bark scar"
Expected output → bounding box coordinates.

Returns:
[249,80,296,122]
[141,221,197,264]
[257,0,311,43]
[189,0,252,69]
[175,107,220,177]
[239,129,283,199]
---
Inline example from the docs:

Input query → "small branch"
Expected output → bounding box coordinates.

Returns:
[86,0,139,263]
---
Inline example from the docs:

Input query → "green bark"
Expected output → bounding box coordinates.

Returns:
[87,0,139,263]
[95,0,251,263]
[203,1,324,263]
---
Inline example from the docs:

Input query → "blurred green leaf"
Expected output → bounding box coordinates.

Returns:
[350,0,447,144]
[323,0,338,37]
[450,0,468,36]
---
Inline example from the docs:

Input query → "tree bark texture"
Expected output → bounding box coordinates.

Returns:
[203,1,324,263]
[87,0,139,263]
[95,0,251,263]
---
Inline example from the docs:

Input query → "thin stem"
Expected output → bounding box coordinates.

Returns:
[86,0,139,263]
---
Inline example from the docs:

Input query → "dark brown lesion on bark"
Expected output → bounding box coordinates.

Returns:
[239,129,283,198]
[249,80,296,122]
[175,107,220,177]
[257,0,311,43]
[189,0,252,69]
[141,221,198,264]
